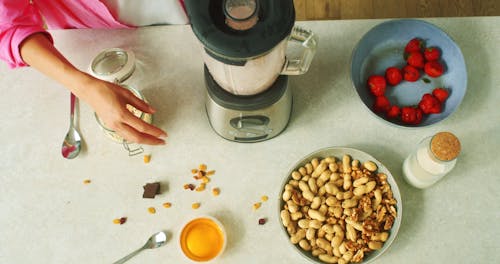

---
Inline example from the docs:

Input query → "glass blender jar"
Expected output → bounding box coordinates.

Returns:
[184,0,318,142]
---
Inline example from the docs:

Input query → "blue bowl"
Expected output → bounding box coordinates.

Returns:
[350,19,467,127]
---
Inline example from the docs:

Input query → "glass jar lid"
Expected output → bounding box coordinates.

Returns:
[430,132,461,161]
[89,48,136,83]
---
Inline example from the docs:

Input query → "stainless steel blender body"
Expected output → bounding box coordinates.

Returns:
[205,67,292,142]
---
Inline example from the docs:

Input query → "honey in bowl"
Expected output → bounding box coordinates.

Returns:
[180,217,226,262]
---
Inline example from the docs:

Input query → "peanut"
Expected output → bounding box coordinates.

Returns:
[306,228,316,241]
[312,162,327,178]
[316,238,332,252]
[346,224,357,241]
[319,254,338,264]
[328,162,339,172]
[290,229,306,244]
[298,166,307,176]
[312,248,326,257]
[321,224,335,234]
[287,200,299,213]
[371,232,389,242]
[305,163,313,174]
[311,158,320,169]
[342,251,354,262]
[292,171,302,180]
[363,160,377,172]
[343,173,352,190]
[309,219,322,229]
[317,170,331,187]
[308,178,318,194]
[341,198,358,209]
[342,155,351,173]
[325,182,340,195]
[368,241,383,250]
[353,176,369,187]
[310,197,321,209]
[299,239,312,251]
[290,211,303,221]
[308,209,326,222]
[282,189,292,202]
[298,219,310,229]
[280,210,291,227]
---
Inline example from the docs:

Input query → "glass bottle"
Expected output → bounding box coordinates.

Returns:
[403,132,461,188]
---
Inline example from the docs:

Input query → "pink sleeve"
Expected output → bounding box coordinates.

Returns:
[0,0,53,68]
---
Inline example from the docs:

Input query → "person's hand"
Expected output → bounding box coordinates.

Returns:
[18,33,166,145]
[78,75,167,145]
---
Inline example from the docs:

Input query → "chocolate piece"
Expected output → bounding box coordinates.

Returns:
[143,182,161,198]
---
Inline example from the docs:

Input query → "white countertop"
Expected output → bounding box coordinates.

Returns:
[0,17,499,264]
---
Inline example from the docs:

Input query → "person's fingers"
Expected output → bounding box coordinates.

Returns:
[117,85,156,114]
[117,121,166,145]
[121,109,167,138]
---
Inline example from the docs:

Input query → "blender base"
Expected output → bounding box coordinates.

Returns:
[204,66,292,143]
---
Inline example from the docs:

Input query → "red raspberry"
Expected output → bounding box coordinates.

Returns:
[401,106,423,125]
[432,88,449,103]
[424,61,444,78]
[373,96,391,113]
[385,67,403,86]
[403,65,420,82]
[386,105,401,119]
[424,47,441,61]
[407,52,425,68]
[418,93,442,114]
[367,75,387,97]
[405,38,424,54]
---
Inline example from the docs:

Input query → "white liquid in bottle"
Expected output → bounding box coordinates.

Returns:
[403,132,461,188]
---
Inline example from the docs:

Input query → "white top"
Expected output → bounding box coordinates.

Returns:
[102,0,188,26]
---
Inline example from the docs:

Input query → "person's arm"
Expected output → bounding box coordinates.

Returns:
[19,33,167,145]
[0,0,166,145]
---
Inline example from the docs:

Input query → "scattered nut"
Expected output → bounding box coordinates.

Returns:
[212,187,220,196]
[162,202,172,208]
[143,154,151,164]
[147,207,156,214]
[191,202,201,209]
[253,202,262,211]
[261,195,269,202]
[83,179,91,184]
[183,183,195,191]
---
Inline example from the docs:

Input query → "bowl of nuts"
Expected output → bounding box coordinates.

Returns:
[278,147,402,264]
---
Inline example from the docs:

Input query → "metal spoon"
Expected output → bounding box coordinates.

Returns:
[113,231,168,264]
[61,93,82,159]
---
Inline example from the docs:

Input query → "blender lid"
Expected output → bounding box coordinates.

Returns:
[184,0,295,59]
[205,66,288,111]
[89,48,136,83]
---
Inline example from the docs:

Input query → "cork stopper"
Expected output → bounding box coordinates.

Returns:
[430,132,461,161]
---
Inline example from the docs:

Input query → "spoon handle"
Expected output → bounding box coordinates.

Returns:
[112,246,146,264]
[70,93,76,124]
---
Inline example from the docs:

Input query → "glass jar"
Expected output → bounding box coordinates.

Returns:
[89,48,152,155]
[403,132,461,188]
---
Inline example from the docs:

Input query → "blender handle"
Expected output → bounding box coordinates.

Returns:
[281,26,318,75]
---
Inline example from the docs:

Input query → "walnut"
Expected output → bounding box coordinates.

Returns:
[383,215,395,231]
[351,249,365,263]
[376,206,387,223]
